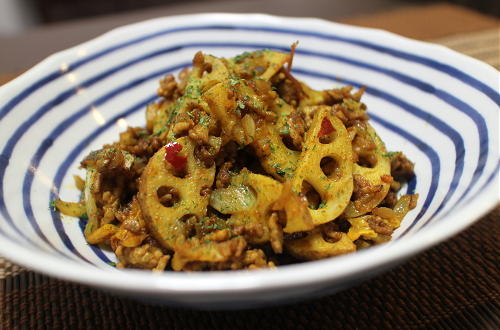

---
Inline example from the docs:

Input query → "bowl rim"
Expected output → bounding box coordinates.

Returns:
[0,12,498,297]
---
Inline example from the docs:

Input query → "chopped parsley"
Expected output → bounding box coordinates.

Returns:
[383,151,399,158]
[199,115,210,126]
[234,51,252,62]
[153,126,167,136]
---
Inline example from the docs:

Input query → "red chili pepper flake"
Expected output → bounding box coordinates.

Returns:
[165,142,187,172]
[318,117,334,137]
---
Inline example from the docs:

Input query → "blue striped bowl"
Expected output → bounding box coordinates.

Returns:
[0,14,498,308]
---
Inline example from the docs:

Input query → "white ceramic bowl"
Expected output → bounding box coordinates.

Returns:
[0,13,498,309]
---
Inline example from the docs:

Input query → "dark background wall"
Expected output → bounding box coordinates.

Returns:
[32,0,499,23]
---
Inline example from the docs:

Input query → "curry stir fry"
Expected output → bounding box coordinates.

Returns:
[55,47,417,271]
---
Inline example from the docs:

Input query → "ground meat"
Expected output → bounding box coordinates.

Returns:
[121,218,141,233]
[116,243,167,269]
[241,249,274,269]
[285,110,306,150]
[367,215,394,235]
[382,191,398,208]
[194,144,217,168]
[215,162,233,189]
[199,186,212,197]
[391,152,415,181]
[323,86,365,105]
[322,222,343,243]
[124,138,163,158]
[332,102,369,128]
[252,138,272,158]
[214,141,239,166]
[409,194,419,210]
[380,175,393,184]
[81,148,129,172]
[268,212,283,254]
[171,112,193,137]
[157,74,181,100]
[157,186,180,207]
[231,222,266,241]
[113,127,165,157]
[173,236,247,271]
[351,174,383,211]
[192,51,213,77]
[272,70,304,106]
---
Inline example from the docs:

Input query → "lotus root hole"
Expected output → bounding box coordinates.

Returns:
[320,156,342,181]
[301,181,323,210]
[157,186,180,207]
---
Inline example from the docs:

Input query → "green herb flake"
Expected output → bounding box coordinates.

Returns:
[383,151,399,158]
[153,127,167,136]
[234,51,252,62]
[280,124,290,135]
[199,115,210,126]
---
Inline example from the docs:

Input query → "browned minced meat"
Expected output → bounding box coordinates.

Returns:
[157,186,180,207]
[323,86,365,105]
[231,222,266,241]
[409,194,419,210]
[332,102,369,128]
[391,152,415,181]
[352,174,383,206]
[171,112,193,138]
[113,127,164,158]
[215,162,233,189]
[382,191,398,208]
[118,243,166,269]
[192,51,213,77]
[194,144,218,168]
[81,148,132,173]
[214,141,239,166]
[199,186,212,197]
[157,74,182,100]
[272,69,303,106]
[321,222,343,243]
[285,110,306,150]
[367,216,394,235]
